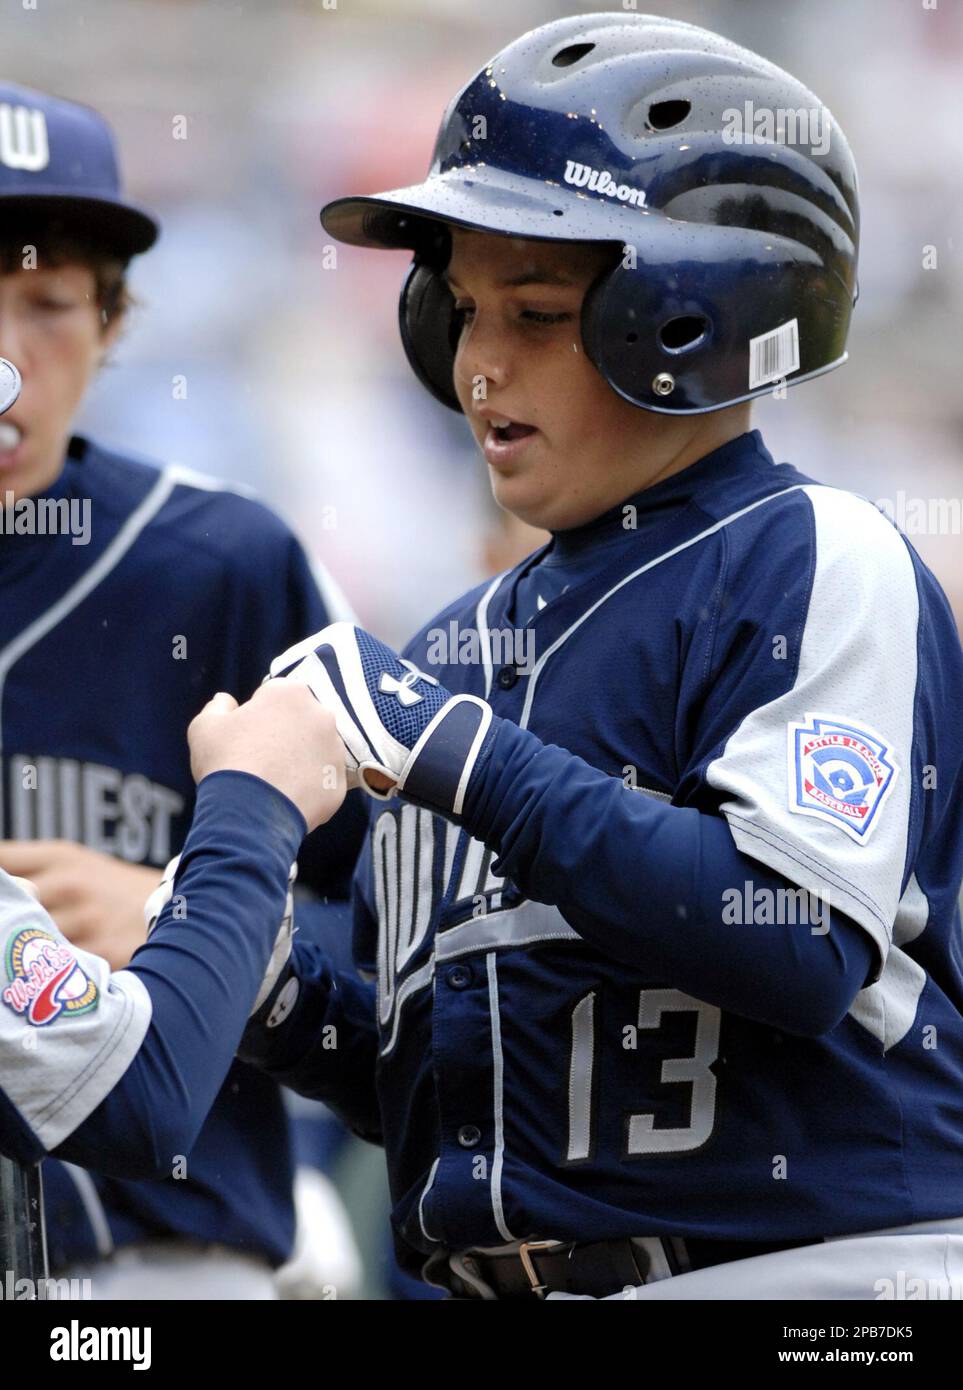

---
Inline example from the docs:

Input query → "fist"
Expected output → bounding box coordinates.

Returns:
[188,682,347,832]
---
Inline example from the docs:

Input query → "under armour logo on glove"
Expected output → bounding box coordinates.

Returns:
[379,665,437,707]
[266,622,498,817]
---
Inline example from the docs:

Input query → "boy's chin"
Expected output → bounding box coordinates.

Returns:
[490,476,580,534]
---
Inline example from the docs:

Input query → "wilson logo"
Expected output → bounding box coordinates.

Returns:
[563,160,646,207]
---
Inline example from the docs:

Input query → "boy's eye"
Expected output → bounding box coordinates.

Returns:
[32,296,76,311]
[452,304,571,327]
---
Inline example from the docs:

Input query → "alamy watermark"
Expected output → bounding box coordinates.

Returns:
[1,1270,92,1300]
[876,492,963,536]
[875,1269,963,1300]
[722,880,830,935]
[1,491,90,545]
[425,621,535,674]
[721,101,831,156]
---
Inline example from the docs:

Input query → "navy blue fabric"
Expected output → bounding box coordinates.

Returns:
[49,773,303,1178]
[241,431,963,1278]
[0,436,364,1269]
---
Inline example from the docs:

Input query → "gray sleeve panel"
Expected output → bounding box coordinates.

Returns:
[0,872,152,1152]
[706,486,918,973]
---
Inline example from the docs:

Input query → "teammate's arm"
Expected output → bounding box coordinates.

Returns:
[0,683,346,1174]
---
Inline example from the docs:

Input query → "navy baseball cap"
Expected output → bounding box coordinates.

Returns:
[0,83,159,257]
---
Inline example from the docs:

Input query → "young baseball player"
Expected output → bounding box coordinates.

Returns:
[0,82,365,1297]
[240,14,963,1299]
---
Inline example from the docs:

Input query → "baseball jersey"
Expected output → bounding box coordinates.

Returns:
[0,434,362,1270]
[0,771,304,1168]
[241,429,963,1278]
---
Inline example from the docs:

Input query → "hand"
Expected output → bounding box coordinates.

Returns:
[0,841,161,969]
[188,682,347,832]
[266,622,495,816]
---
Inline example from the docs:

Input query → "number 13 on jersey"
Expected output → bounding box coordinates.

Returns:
[567,988,721,1161]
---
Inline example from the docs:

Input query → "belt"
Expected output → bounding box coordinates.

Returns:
[443,1234,824,1301]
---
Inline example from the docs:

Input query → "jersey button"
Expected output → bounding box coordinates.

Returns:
[445,964,473,990]
[457,1124,482,1148]
[496,665,519,690]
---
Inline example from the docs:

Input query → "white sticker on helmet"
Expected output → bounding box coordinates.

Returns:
[749,318,800,390]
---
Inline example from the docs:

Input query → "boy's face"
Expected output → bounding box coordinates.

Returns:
[0,263,119,498]
[447,227,741,531]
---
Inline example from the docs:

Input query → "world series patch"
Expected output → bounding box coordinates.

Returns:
[788,714,898,844]
[2,926,99,1026]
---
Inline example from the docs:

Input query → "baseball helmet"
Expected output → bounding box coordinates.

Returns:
[320,13,859,415]
[0,83,159,258]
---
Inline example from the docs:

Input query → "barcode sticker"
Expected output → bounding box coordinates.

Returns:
[748,318,800,390]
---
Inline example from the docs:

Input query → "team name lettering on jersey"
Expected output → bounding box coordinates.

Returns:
[3,755,184,863]
[373,804,504,1052]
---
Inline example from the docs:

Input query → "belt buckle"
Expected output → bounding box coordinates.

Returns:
[518,1239,567,1299]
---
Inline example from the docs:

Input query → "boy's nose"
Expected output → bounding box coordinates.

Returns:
[454,324,510,399]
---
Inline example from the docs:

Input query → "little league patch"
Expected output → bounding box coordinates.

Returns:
[789,714,899,843]
[2,926,98,1026]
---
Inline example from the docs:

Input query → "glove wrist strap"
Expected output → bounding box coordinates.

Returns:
[397,694,494,815]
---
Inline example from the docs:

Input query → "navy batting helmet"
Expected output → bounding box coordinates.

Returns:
[320,12,859,415]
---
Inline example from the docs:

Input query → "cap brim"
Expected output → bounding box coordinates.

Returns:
[0,192,159,257]
[321,165,651,251]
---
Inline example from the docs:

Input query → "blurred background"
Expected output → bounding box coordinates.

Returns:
[4,0,960,1295]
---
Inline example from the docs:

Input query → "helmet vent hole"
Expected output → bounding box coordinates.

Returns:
[647,99,691,131]
[659,316,708,352]
[626,331,639,345]
[552,42,595,68]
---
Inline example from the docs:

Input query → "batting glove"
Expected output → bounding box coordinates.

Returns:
[144,854,298,1016]
[266,622,494,816]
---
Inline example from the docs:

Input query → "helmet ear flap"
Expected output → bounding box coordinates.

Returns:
[398,260,463,413]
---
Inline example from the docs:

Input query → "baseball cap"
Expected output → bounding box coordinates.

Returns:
[0,82,159,257]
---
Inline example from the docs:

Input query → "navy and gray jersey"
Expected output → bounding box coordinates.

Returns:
[0,435,362,1269]
[242,430,963,1276]
[0,772,304,1170]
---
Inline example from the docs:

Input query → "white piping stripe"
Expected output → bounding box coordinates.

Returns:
[486,953,515,1242]
[0,468,178,767]
[61,1161,115,1258]
[308,554,358,625]
[475,574,504,700]
[519,486,807,729]
[453,701,493,816]
[417,1156,441,1244]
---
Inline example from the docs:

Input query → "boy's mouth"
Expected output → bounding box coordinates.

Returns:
[487,416,537,443]
[482,415,540,470]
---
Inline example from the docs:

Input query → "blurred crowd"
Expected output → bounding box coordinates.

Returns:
[3,0,960,1297]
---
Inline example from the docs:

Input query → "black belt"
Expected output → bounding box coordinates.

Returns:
[444,1234,823,1300]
